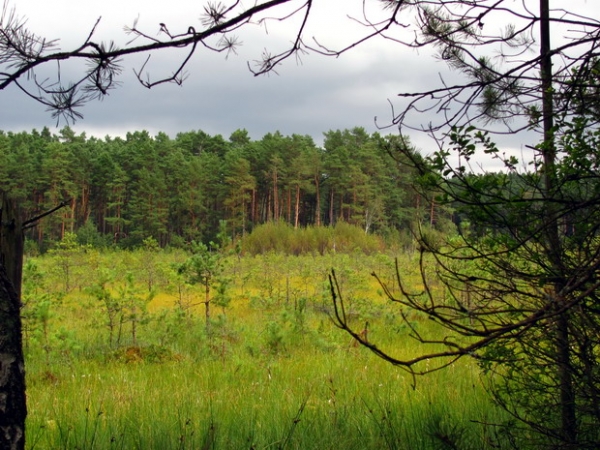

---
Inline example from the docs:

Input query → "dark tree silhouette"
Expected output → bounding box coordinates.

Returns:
[330,1,600,448]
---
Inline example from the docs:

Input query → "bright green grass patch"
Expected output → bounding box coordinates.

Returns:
[26,351,503,449]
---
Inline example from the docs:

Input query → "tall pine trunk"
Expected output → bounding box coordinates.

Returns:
[539,0,576,443]
[294,185,300,229]
[314,175,321,226]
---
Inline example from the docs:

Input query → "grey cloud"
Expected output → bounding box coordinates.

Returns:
[2,41,429,143]
[0,14,542,167]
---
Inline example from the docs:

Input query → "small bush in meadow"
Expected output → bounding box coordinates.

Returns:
[242,222,383,255]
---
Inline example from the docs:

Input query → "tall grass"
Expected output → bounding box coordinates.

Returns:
[23,246,510,449]
[26,350,505,449]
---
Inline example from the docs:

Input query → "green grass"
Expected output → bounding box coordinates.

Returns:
[23,249,510,449]
[26,352,503,449]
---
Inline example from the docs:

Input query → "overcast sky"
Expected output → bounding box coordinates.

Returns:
[0,0,476,154]
[1,1,416,144]
[1,0,589,162]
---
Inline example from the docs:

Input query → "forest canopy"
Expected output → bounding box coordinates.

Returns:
[0,126,449,251]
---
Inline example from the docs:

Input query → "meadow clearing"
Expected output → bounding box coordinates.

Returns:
[23,244,509,449]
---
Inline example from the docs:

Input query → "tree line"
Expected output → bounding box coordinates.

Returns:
[0,126,447,250]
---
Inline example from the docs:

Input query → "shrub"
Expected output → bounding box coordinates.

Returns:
[242,222,383,255]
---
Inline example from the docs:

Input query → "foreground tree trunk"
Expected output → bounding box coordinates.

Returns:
[1,195,23,299]
[0,195,26,450]
[539,0,577,443]
[0,263,26,450]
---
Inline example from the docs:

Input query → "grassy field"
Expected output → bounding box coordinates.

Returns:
[23,247,510,449]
